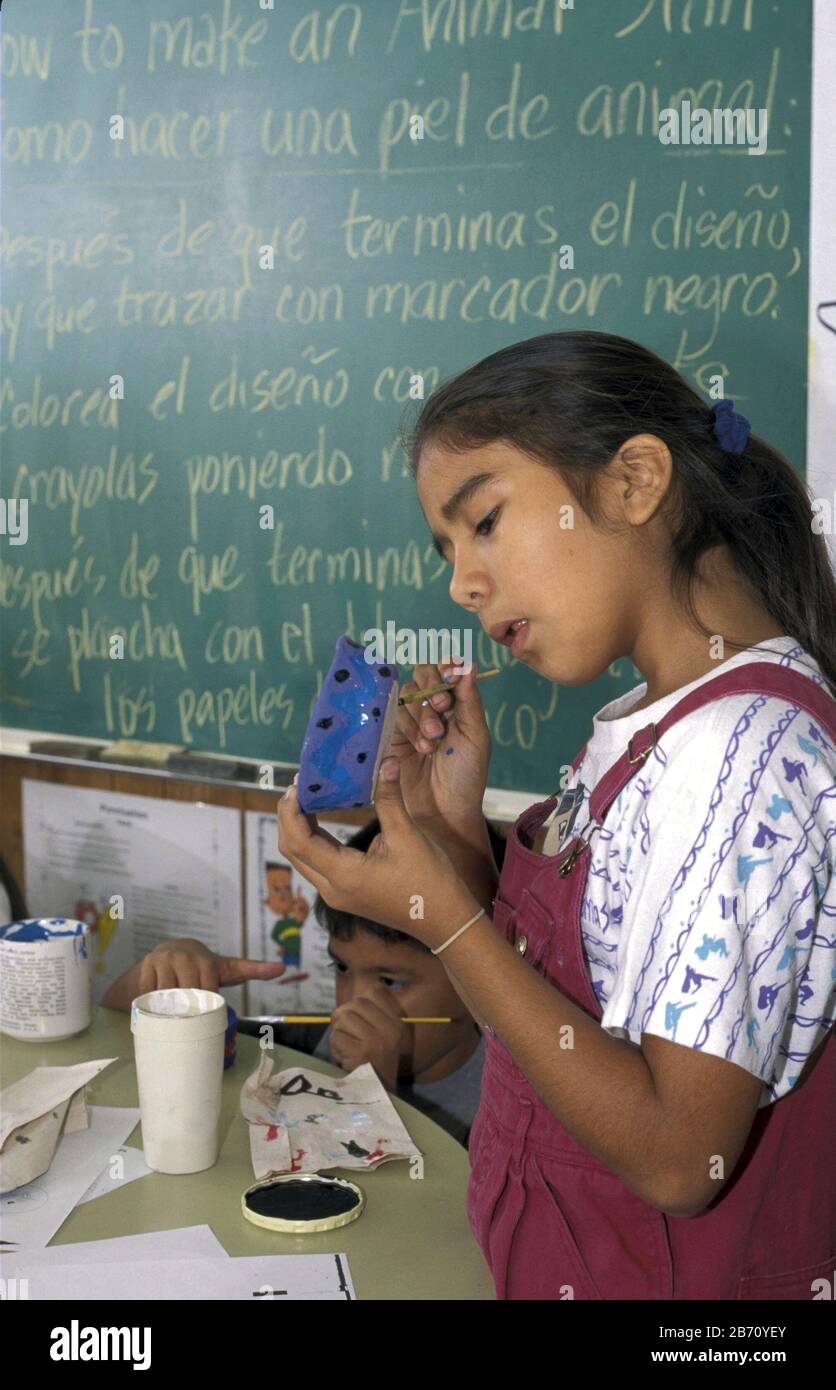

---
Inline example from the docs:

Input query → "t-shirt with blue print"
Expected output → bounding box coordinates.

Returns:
[542,637,835,1107]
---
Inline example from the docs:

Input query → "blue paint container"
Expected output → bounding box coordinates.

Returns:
[224,1005,238,1069]
[0,917,91,1041]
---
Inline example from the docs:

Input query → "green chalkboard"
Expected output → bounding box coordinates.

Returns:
[0,0,812,796]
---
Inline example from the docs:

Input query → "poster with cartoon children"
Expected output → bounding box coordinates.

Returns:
[264,862,309,970]
[245,811,357,1017]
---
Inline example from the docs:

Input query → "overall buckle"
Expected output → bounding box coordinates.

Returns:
[627,723,657,764]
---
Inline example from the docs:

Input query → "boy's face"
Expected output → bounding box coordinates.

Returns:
[328,928,471,1080]
[265,868,293,916]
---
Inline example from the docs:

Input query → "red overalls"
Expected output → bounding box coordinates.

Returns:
[468,663,836,1299]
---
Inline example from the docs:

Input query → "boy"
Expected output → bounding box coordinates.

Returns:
[305,817,498,1146]
[103,819,505,1146]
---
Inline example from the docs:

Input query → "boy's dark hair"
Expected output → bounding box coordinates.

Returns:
[0,852,28,921]
[405,331,836,699]
[313,818,506,948]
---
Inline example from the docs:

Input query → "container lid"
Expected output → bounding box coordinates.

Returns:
[241,1173,365,1234]
[0,918,90,941]
[130,988,227,1039]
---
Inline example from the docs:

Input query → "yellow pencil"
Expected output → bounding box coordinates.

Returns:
[260,1015,452,1024]
[398,667,501,706]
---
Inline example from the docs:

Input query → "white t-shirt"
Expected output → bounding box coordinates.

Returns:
[542,638,835,1106]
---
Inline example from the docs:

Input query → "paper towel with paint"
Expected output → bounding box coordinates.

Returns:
[0,1059,116,1193]
[240,1054,421,1178]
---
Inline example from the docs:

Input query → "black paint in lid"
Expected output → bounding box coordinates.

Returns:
[241,1173,365,1234]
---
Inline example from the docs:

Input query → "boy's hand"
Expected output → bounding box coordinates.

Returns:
[138,938,286,994]
[329,983,410,1091]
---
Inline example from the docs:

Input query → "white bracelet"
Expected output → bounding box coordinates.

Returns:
[431,907,486,956]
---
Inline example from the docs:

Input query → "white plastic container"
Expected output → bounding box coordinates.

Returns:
[131,988,227,1175]
[0,918,92,1041]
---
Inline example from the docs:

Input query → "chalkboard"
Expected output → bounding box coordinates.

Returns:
[0,0,812,798]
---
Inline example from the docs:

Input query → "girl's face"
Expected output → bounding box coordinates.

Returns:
[417,439,651,685]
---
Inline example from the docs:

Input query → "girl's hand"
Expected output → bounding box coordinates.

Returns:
[276,759,480,949]
[329,982,408,1090]
[137,938,286,994]
[390,660,492,832]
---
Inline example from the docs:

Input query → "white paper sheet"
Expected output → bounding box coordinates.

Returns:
[77,1144,153,1204]
[0,1225,228,1281]
[14,1252,356,1300]
[22,780,243,1010]
[245,810,356,1016]
[0,1106,139,1250]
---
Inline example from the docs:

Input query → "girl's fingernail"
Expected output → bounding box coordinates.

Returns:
[382,758,399,780]
[292,773,299,786]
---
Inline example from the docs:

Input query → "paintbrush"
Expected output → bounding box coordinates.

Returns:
[242,1015,452,1024]
[398,666,501,706]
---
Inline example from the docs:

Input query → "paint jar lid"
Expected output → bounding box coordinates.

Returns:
[241,1173,365,1234]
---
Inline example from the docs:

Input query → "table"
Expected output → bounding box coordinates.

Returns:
[0,1008,495,1300]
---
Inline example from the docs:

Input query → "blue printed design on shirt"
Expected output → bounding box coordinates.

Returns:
[570,644,835,1105]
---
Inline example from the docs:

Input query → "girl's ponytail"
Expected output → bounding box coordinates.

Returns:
[408,331,836,699]
[688,426,836,699]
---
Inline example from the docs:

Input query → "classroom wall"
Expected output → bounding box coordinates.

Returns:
[0,756,361,936]
[0,751,508,938]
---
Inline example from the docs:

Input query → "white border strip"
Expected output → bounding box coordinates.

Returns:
[808,0,836,572]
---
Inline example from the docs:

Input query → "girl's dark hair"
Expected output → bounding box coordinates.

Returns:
[314,818,507,947]
[406,331,836,699]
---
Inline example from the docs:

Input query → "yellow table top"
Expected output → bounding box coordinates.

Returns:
[0,1007,495,1300]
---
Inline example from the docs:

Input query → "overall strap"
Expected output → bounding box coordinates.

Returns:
[588,662,836,825]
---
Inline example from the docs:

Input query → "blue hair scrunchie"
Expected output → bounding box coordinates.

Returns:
[711,398,750,454]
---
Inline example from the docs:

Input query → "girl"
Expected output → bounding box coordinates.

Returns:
[278,331,836,1301]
